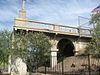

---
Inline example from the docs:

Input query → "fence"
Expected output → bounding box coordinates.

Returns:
[35,54,100,75]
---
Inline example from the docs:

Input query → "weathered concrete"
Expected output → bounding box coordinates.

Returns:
[11,58,27,75]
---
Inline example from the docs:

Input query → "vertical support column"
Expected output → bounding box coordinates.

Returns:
[19,0,26,18]
[51,49,58,68]
[74,39,85,55]
[8,55,11,73]
[50,33,58,67]
[74,41,80,55]
[8,31,15,73]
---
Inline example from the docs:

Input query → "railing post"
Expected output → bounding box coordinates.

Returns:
[45,65,47,74]
[61,53,64,75]
[88,54,91,75]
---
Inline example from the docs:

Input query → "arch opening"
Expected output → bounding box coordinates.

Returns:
[57,39,75,61]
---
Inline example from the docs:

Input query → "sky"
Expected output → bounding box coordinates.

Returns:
[0,0,100,31]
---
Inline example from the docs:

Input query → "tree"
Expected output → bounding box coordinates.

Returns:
[11,31,28,60]
[85,13,100,58]
[0,30,11,69]
[0,30,52,72]
[26,32,52,71]
[12,31,52,72]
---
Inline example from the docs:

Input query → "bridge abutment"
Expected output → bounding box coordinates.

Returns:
[50,39,58,67]
[74,40,88,55]
[51,49,58,68]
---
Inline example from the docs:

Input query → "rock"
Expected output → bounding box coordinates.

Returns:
[11,57,27,75]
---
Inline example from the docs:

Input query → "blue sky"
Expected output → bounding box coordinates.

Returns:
[0,0,99,31]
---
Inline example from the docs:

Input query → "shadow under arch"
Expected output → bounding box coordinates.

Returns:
[57,39,75,61]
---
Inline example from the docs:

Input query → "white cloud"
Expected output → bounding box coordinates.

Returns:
[0,0,99,30]
[26,0,99,25]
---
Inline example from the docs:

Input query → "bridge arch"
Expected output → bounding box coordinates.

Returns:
[57,39,75,61]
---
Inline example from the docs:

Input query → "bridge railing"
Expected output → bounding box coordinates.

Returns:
[79,28,92,37]
[14,19,92,37]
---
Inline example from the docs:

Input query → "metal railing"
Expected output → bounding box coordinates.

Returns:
[37,54,100,75]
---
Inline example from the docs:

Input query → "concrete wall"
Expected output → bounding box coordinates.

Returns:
[50,34,90,53]
[49,34,91,67]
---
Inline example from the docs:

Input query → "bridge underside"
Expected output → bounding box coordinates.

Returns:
[57,39,75,62]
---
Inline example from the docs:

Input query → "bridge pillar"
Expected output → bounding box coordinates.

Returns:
[50,38,58,67]
[74,41,81,55]
[51,49,58,68]
[74,41,87,55]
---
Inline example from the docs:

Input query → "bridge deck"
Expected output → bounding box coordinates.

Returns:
[14,18,92,38]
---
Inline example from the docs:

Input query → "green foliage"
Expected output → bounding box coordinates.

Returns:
[26,32,52,71]
[0,30,52,71]
[85,13,100,58]
[11,31,28,59]
[12,31,52,72]
[0,30,11,64]
[90,14,100,24]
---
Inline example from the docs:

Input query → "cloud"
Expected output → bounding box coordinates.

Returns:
[0,0,19,22]
[26,0,99,25]
[0,0,99,30]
